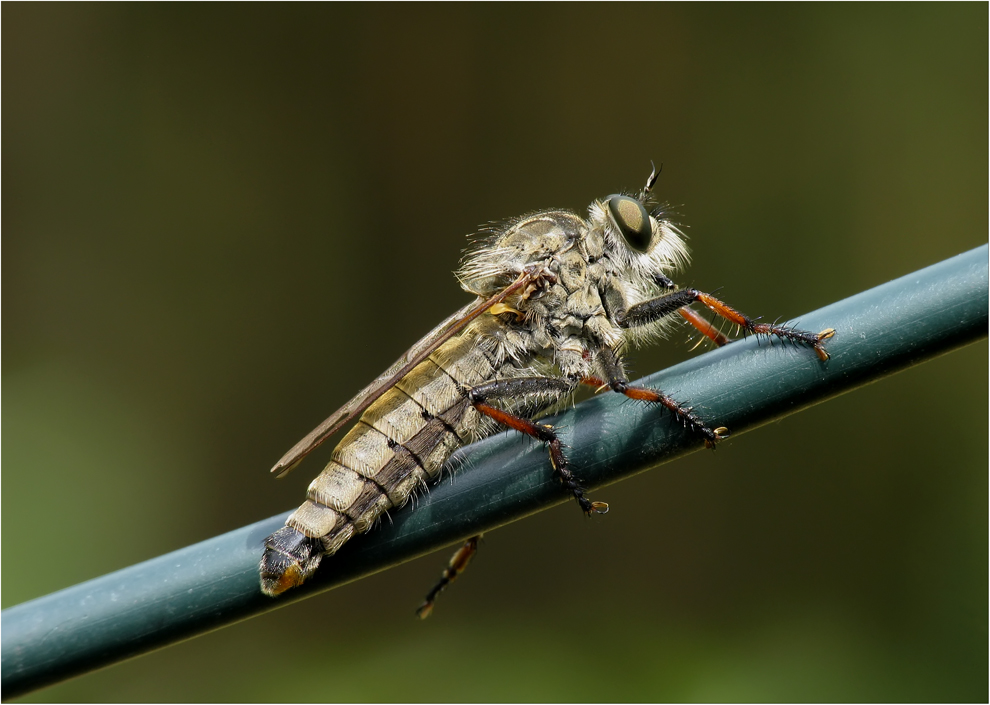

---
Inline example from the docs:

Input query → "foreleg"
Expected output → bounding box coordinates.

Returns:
[618,288,834,360]
[679,307,731,348]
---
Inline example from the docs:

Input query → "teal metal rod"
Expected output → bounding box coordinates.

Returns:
[2,245,987,700]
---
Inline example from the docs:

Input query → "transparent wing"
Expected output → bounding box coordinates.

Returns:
[270,269,539,477]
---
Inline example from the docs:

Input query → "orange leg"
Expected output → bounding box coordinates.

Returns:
[464,377,607,516]
[679,307,731,347]
[582,375,728,448]
[416,536,480,619]
[620,288,834,361]
[692,291,835,361]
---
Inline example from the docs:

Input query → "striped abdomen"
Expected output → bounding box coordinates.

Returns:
[260,327,498,596]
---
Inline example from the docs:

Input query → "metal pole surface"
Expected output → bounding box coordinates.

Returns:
[2,245,987,700]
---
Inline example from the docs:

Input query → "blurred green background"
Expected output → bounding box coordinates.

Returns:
[3,4,986,702]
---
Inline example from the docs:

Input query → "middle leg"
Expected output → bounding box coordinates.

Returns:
[585,347,729,448]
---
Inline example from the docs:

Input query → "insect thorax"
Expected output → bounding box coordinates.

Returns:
[456,201,690,379]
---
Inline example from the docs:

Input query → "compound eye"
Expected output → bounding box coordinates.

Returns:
[606,195,653,252]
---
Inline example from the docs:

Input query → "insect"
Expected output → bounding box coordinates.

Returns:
[260,167,834,616]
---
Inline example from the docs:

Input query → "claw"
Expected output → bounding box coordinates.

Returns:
[814,328,836,361]
[705,426,730,449]
[590,501,609,515]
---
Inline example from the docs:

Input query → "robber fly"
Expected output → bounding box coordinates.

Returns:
[260,167,834,616]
